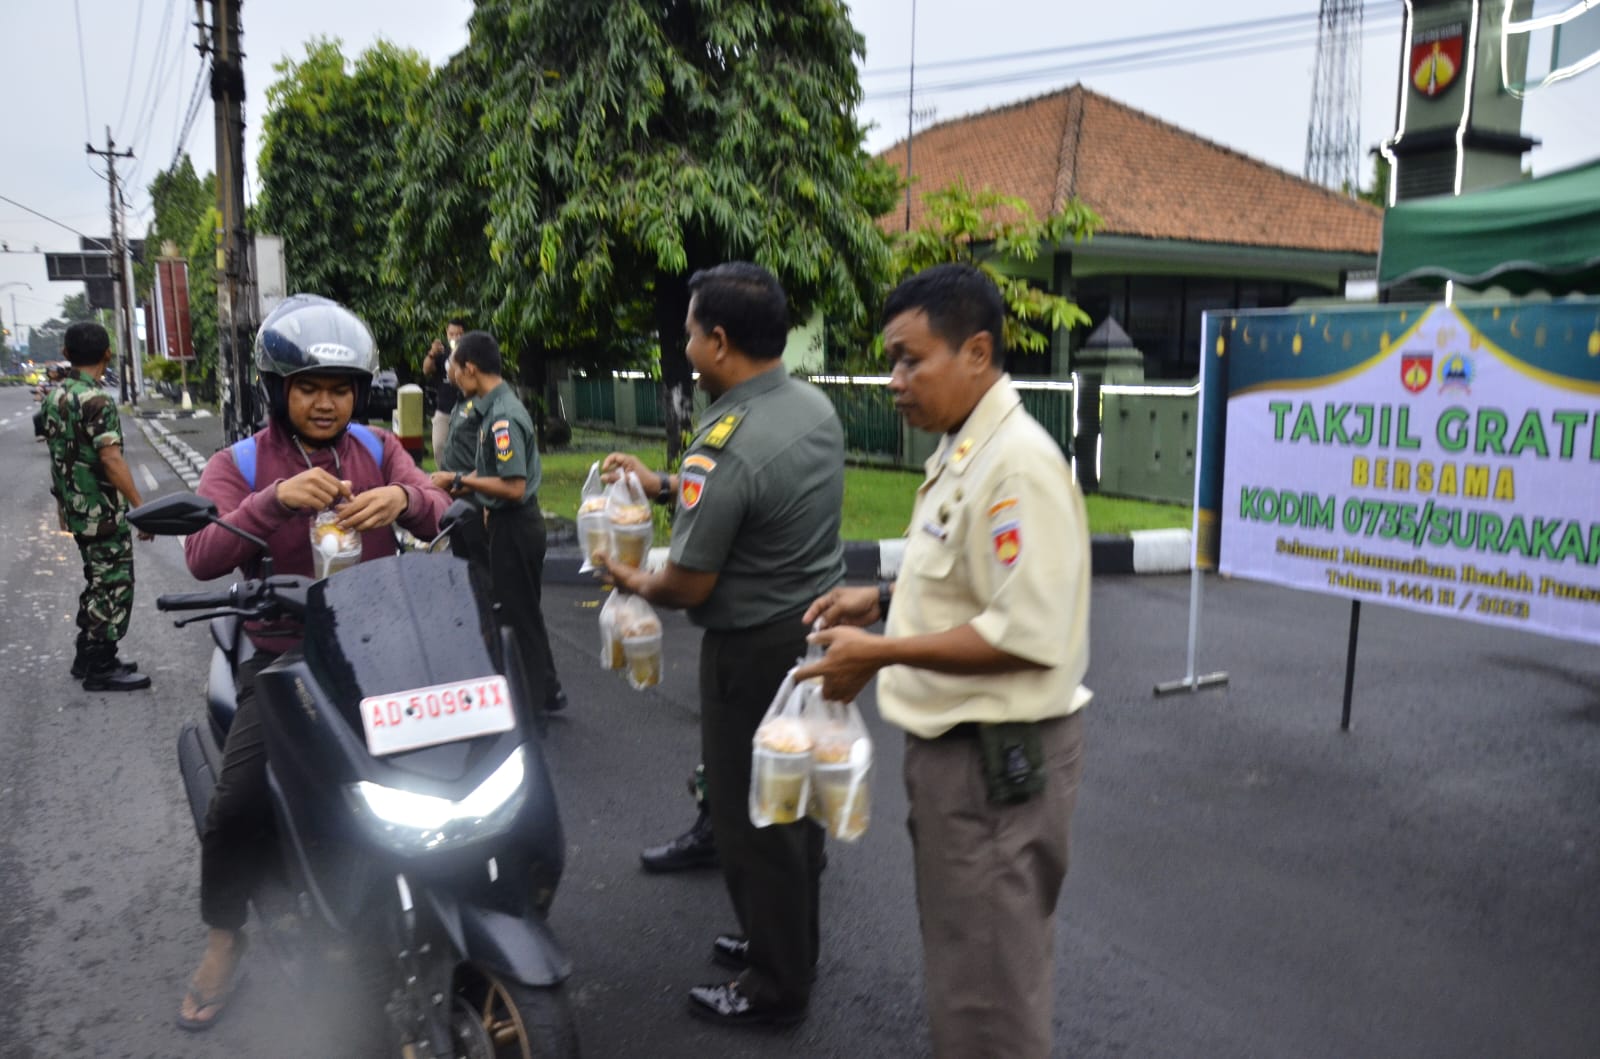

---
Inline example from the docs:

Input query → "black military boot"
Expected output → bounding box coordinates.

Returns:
[71,633,138,680]
[640,807,718,873]
[81,643,151,692]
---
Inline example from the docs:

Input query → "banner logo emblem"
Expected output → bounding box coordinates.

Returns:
[1401,353,1433,393]
[1410,25,1464,98]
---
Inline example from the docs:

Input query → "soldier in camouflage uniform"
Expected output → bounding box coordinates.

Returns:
[43,322,153,691]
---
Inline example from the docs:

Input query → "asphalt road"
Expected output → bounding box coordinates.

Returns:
[1,385,1596,1058]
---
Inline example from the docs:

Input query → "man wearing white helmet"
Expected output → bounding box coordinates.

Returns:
[174,295,450,1031]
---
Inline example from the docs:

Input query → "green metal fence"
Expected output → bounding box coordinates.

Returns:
[1017,386,1075,458]
[574,376,614,422]
[811,379,902,460]
[632,378,664,428]
[561,371,1197,501]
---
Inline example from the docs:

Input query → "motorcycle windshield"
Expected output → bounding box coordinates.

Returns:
[301,553,512,769]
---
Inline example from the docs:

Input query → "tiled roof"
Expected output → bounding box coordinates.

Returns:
[879,84,1381,256]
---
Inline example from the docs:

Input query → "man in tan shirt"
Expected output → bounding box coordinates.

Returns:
[799,263,1090,1058]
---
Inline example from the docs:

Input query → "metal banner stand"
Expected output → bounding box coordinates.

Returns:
[1339,600,1360,730]
[1153,565,1230,696]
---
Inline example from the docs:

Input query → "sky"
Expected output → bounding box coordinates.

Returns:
[0,0,1593,344]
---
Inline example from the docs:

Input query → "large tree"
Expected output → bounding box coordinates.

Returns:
[388,0,893,459]
[258,38,431,362]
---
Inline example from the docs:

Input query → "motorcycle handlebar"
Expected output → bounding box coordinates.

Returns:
[156,586,244,611]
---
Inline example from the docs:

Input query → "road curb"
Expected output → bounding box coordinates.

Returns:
[133,417,206,491]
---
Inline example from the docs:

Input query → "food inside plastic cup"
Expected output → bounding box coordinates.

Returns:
[610,523,652,567]
[579,513,612,563]
[622,633,661,688]
[753,746,811,824]
[811,761,869,838]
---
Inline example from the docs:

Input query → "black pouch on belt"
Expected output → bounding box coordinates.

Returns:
[977,722,1046,804]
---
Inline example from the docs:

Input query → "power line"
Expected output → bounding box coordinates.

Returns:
[114,0,150,138]
[72,0,95,142]
[167,56,212,174]
[862,12,1402,103]
[0,192,96,241]
[127,0,183,154]
[860,4,1401,79]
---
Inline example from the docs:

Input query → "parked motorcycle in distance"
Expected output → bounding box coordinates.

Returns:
[129,492,579,1058]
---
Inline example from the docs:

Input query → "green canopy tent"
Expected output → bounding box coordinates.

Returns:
[1378,159,1600,296]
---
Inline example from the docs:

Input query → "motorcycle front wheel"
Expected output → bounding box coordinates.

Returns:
[449,966,579,1059]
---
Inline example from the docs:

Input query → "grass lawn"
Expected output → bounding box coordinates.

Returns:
[533,433,1190,541]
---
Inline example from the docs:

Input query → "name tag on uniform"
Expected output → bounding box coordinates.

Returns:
[921,520,949,541]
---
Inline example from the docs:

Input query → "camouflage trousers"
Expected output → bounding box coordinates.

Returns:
[73,524,134,645]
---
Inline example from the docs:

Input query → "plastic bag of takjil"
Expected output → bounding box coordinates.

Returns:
[310,508,362,579]
[803,688,873,843]
[613,593,662,690]
[604,470,653,569]
[577,461,610,574]
[748,667,814,828]
[598,590,625,671]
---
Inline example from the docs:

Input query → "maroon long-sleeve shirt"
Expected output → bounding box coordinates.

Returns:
[184,423,450,652]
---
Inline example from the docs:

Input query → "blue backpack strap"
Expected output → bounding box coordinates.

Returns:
[230,437,258,490]
[348,423,385,469]
[231,427,381,491]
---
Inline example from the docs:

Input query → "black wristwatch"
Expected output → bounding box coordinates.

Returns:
[451,472,465,493]
[654,476,675,505]
[877,580,893,619]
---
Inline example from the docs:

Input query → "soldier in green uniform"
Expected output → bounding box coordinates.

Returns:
[428,349,488,572]
[43,322,153,691]
[601,262,845,1028]
[444,330,567,713]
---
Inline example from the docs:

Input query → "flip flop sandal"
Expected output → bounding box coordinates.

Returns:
[175,935,249,1033]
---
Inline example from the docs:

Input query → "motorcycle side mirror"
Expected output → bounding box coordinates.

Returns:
[439,499,476,535]
[128,492,219,536]
[427,499,478,554]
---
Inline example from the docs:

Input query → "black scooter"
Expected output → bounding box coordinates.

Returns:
[130,493,579,1058]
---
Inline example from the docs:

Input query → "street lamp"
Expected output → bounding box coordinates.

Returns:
[0,282,31,365]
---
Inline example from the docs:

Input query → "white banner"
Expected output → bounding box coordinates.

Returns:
[1218,302,1600,646]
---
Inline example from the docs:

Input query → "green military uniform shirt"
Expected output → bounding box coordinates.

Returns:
[470,381,540,510]
[440,395,481,476]
[668,367,846,630]
[44,370,126,538]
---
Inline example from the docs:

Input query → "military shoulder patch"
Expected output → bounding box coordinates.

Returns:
[989,497,1021,567]
[492,419,514,462]
[679,454,717,510]
[703,413,743,449]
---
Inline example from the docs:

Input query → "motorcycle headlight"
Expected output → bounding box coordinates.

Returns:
[347,745,528,854]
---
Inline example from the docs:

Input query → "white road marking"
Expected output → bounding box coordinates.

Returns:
[139,463,159,490]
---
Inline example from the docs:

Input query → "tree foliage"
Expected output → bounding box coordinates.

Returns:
[186,205,222,395]
[60,292,97,323]
[889,180,1100,361]
[1354,154,1390,209]
[258,38,432,364]
[137,156,215,300]
[386,0,895,456]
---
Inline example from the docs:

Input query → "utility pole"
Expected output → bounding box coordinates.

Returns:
[86,129,138,404]
[903,0,917,231]
[200,0,255,442]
